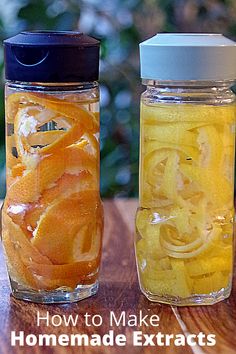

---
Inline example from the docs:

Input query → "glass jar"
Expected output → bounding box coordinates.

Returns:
[136,34,236,306]
[2,31,103,303]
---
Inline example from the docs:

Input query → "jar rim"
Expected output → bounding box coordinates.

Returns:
[142,79,235,88]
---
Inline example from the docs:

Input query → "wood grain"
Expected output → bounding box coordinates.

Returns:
[0,199,235,354]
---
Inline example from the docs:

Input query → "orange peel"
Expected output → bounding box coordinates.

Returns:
[24,171,96,230]
[27,130,66,146]
[3,90,103,291]
[14,107,86,158]
[25,258,99,290]
[2,229,40,288]
[7,92,99,132]
[11,163,25,178]
[7,145,97,203]
[2,212,52,265]
[2,228,98,290]
[32,190,101,264]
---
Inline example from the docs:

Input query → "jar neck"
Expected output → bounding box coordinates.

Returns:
[142,79,235,105]
[6,81,98,92]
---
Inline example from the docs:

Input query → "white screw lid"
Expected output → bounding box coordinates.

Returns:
[139,33,236,81]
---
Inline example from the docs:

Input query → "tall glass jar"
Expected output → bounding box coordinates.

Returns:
[136,34,236,306]
[2,31,103,303]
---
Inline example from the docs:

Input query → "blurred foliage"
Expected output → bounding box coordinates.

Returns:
[0,0,236,198]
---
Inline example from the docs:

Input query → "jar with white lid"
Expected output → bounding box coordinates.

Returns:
[136,33,236,306]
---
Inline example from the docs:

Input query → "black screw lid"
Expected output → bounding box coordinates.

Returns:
[3,31,100,83]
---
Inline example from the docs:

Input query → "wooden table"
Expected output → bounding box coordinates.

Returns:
[0,199,235,354]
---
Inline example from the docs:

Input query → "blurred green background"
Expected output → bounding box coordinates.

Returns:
[0,0,236,198]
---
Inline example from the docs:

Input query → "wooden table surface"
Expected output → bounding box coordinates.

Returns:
[0,199,235,354]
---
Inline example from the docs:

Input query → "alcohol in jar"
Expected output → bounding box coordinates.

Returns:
[135,101,235,305]
[2,83,103,303]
